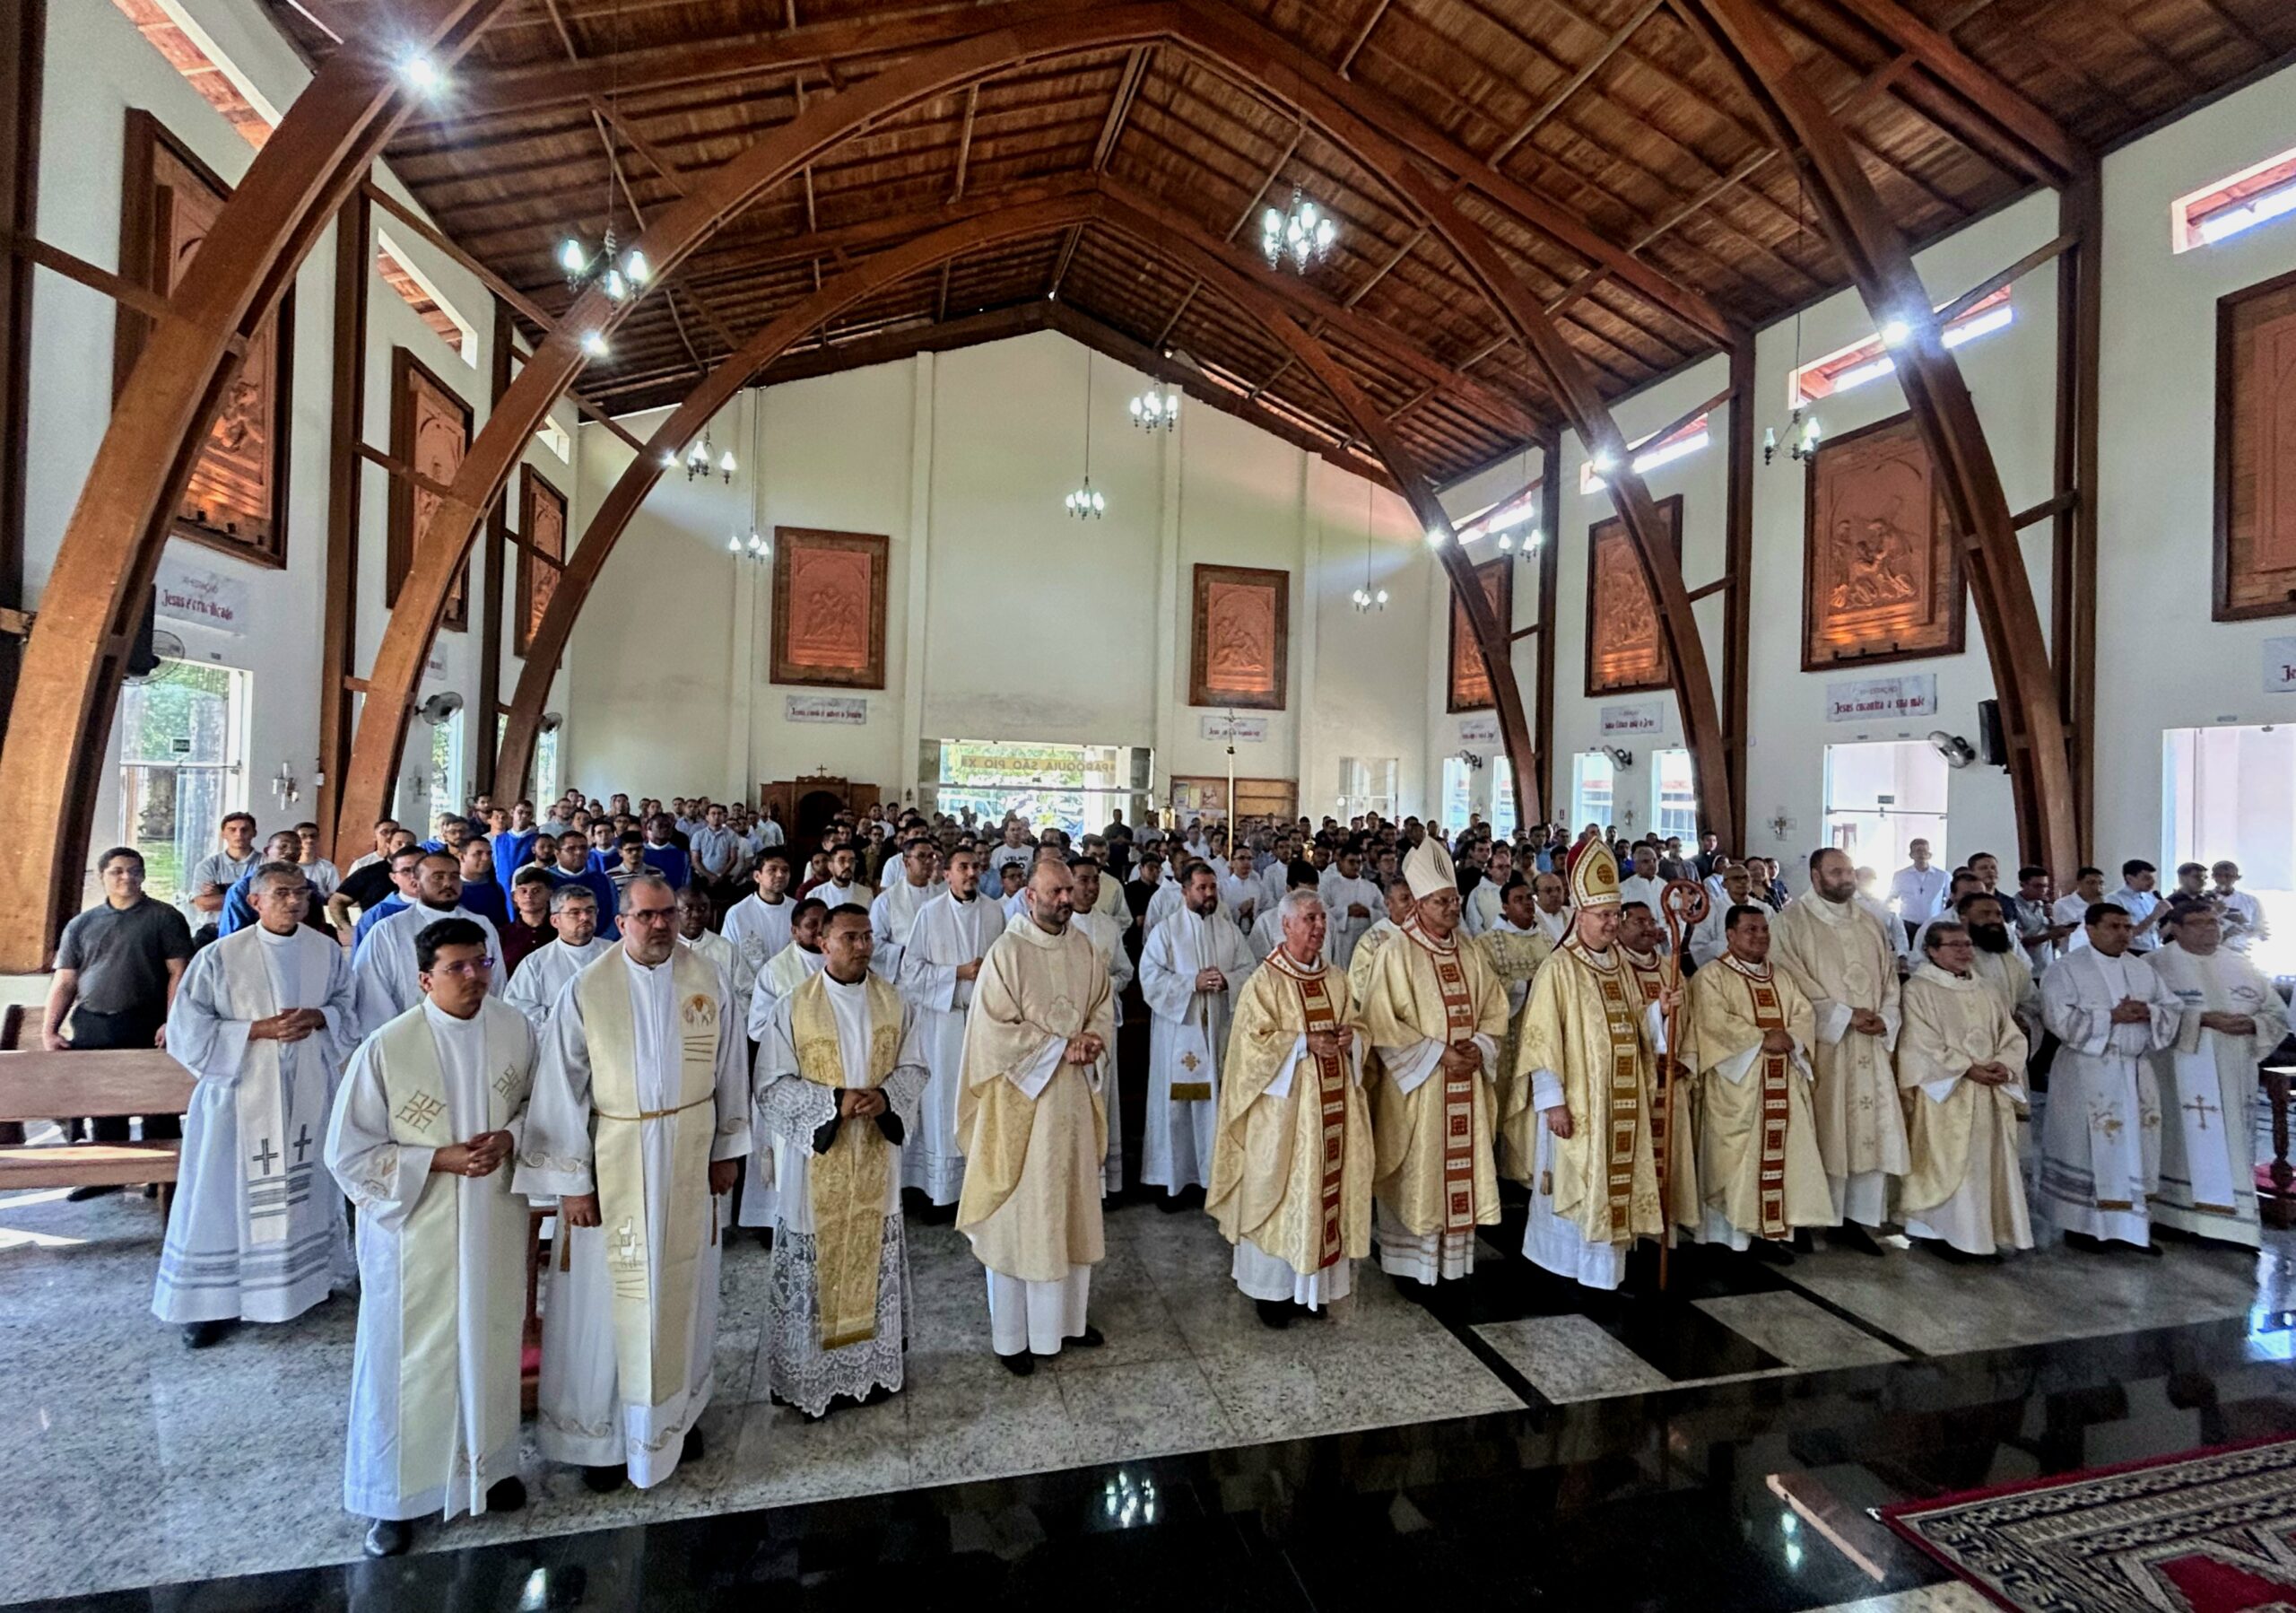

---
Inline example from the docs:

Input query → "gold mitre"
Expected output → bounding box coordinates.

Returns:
[1570,840,1621,909]
[1403,838,1457,900]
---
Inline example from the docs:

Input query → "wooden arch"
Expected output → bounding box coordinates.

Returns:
[1685,0,2080,873]
[493,182,1546,813]
[344,0,1742,851]
[0,0,512,969]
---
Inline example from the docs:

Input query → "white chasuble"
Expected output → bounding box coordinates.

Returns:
[1768,895,1907,1226]
[327,998,535,1521]
[1896,963,2032,1257]
[2038,947,2180,1245]
[513,942,750,1487]
[2147,942,2288,1246]
[155,926,358,1325]
[1137,908,1257,1193]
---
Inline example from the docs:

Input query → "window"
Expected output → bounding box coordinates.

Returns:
[1440,758,1474,834]
[1455,478,1543,550]
[2174,144,2296,253]
[1581,415,1711,494]
[934,740,1151,838]
[375,228,477,365]
[1336,756,1398,823]
[1492,762,1518,841]
[429,706,465,819]
[536,725,563,806]
[1570,751,1615,833]
[117,658,248,905]
[109,0,279,150]
[2164,725,2294,975]
[1651,748,1698,841]
[1793,289,2013,406]
[1822,741,1948,886]
[534,416,571,461]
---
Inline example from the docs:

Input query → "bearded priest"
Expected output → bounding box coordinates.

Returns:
[1207,889,1374,1329]
[1355,839,1508,1293]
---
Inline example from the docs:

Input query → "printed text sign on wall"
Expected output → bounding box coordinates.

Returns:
[1599,701,1664,737]
[1824,674,1938,723]
[787,694,868,726]
[153,557,249,637]
[1199,714,1269,743]
[2265,638,2296,693]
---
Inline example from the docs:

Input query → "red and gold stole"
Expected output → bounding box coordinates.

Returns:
[1271,950,1349,1271]
[1406,920,1481,1235]
[1727,955,1791,1240]
[1567,941,1644,1242]
[1621,948,1669,1205]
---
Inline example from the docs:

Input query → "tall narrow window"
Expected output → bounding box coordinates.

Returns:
[117,658,249,906]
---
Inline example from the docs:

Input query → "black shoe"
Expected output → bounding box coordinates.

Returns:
[1829,1223,1887,1257]
[362,1518,412,1558]
[682,1426,704,1461]
[485,1477,526,1513]
[66,1183,123,1202]
[1256,1298,1293,1330]
[580,1464,626,1494]
[1748,1239,1796,1267]
[182,1320,233,1349]
[2062,1230,2106,1253]
[1297,1301,1330,1321]
[996,1350,1035,1377]
[1156,1191,1190,1213]
[753,1226,774,1249]
[1074,1324,1105,1348]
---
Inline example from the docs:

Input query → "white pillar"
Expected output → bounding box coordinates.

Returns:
[899,353,936,806]
[1152,397,1184,822]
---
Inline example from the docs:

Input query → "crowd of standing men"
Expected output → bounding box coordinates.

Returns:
[30,789,2287,1560]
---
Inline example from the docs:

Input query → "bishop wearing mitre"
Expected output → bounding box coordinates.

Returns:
[512,875,750,1493]
[1207,889,1374,1329]
[955,859,1115,1373]
[1509,845,1678,1292]
[1356,839,1508,1292]
[1895,920,2033,1260]
[1685,903,1833,1261]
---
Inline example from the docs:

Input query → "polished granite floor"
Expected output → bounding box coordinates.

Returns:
[6,1116,2295,1611]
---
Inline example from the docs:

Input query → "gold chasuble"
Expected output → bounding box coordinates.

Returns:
[955,920,1114,1283]
[789,970,904,1349]
[1207,952,1373,1276]
[1358,920,1506,1237]
[573,946,723,1408]
[1895,963,2029,1222]
[1686,957,1831,1241]
[372,1004,531,1505]
[1509,941,1664,1246]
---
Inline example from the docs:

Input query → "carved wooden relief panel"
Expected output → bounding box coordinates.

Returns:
[1802,412,1966,669]
[387,349,473,630]
[1189,564,1290,711]
[2217,268,2296,622]
[1448,557,1512,713]
[771,528,890,689]
[116,110,293,567]
[1585,493,1682,697]
[517,465,567,656]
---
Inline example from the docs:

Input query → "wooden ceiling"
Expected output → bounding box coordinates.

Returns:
[261,0,2296,484]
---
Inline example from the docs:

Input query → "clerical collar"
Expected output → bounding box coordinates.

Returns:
[825,971,869,989]
[422,998,483,1030]
[257,925,298,944]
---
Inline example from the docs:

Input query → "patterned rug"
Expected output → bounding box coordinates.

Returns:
[1881,1436,2296,1612]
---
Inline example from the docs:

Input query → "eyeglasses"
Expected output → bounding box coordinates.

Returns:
[431,955,495,979]
[625,907,678,926]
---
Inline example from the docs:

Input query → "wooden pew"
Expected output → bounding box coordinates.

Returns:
[0,1043,192,1209]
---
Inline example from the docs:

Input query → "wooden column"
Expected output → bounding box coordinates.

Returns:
[474,297,513,798]
[2053,171,2101,860]
[0,0,42,732]
[1534,428,1561,823]
[315,187,370,862]
[1723,341,1755,846]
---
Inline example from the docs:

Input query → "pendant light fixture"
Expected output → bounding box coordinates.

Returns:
[1351,477,1387,612]
[1766,169,1822,467]
[1065,349,1105,518]
[555,2,650,318]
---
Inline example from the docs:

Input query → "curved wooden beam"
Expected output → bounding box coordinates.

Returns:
[351,0,1724,845]
[0,0,511,970]
[497,184,1547,824]
[1686,0,2077,873]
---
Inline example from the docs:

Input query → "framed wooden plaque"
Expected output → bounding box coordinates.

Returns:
[1189,563,1289,711]
[771,527,890,689]
[1802,411,1967,669]
[1585,493,1682,697]
[1447,557,1512,712]
[2215,266,2296,622]
[387,347,474,630]
[116,109,293,568]
[516,465,567,656]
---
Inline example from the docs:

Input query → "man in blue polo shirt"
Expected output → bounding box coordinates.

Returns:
[544,831,620,939]
[488,800,540,894]
[639,812,691,892]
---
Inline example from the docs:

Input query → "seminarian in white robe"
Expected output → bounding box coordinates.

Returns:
[869,873,944,981]
[896,885,1005,1206]
[352,902,504,1036]
[1143,876,1186,938]
[1138,900,1257,1196]
[1321,869,1383,967]
[2147,933,2289,1247]
[721,890,795,1001]
[755,967,929,1416]
[2038,938,2180,1246]
[512,937,750,1488]
[155,922,360,1328]
[326,994,536,1523]
[505,936,613,1029]
[1068,901,1135,1196]
[737,937,828,1230]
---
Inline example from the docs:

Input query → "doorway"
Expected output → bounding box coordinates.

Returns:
[117,658,248,906]
[1823,740,1948,872]
[2164,723,2294,974]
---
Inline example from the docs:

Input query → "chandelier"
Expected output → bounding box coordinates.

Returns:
[1128,387,1178,432]
[1261,183,1337,273]
[686,426,735,483]
[1352,480,1387,611]
[726,527,770,563]
[556,1,647,328]
[1065,350,1105,518]
[1767,170,1822,468]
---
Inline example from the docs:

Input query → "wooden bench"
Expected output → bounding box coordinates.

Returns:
[0,1043,193,1211]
